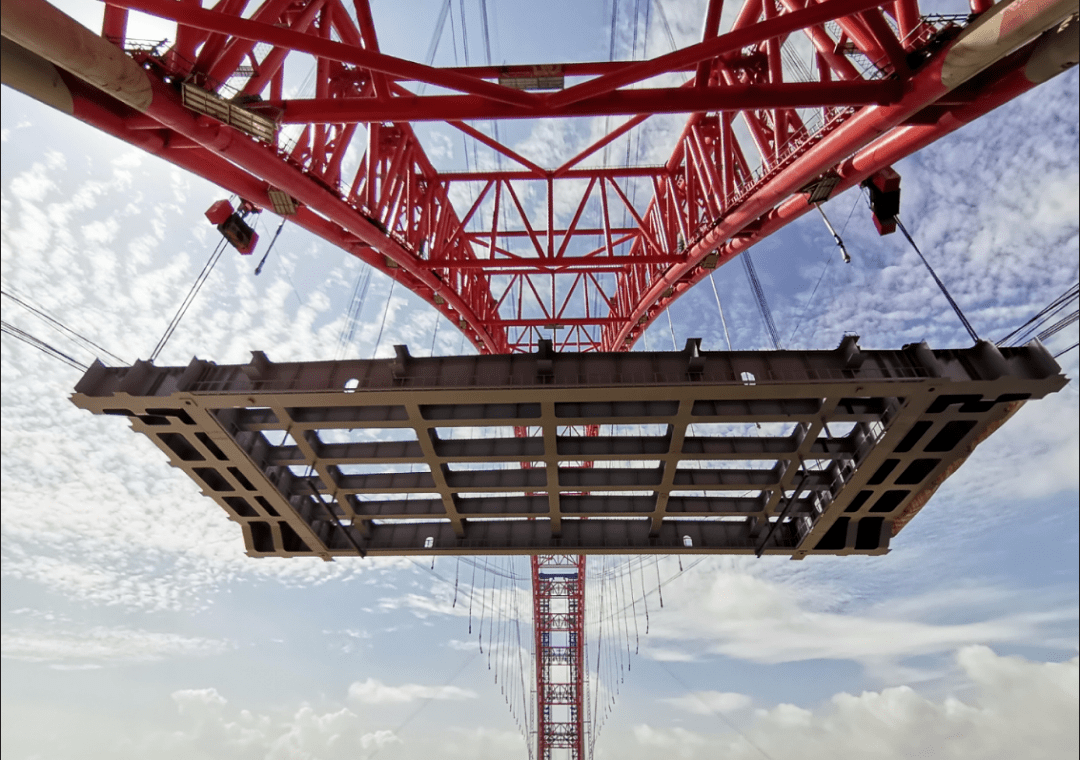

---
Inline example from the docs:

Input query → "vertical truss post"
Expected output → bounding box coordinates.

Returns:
[532,554,587,760]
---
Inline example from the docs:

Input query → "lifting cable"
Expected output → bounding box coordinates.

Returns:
[371,275,397,358]
[995,282,1079,346]
[655,659,778,760]
[709,273,733,351]
[253,216,287,276]
[790,191,864,344]
[742,251,783,349]
[2,289,127,366]
[814,203,852,263]
[1,319,88,371]
[895,216,979,344]
[336,264,373,360]
[418,0,452,96]
[149,238,228,363]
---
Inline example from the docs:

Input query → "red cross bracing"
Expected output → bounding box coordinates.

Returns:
[5,0,1077,356]
[532,555,587,760]
[5,2,1077,758]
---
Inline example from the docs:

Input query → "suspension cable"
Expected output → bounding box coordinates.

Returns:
[788,255,832,344]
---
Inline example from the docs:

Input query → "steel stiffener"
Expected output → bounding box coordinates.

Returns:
[71,337,1066,559]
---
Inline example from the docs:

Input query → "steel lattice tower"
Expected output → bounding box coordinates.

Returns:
[7,0,1078,756]
[532,556,587,759]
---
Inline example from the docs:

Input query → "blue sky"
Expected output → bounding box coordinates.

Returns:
[2,1,1078,758]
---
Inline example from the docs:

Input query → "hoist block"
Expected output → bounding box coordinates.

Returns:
[204,199,234,226]
[863,168,901,236]
[218,213,258,255]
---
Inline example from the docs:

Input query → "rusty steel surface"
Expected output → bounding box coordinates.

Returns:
[70,338,1066,559]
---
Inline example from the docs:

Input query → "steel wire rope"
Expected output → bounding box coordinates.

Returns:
[149,236,228,363]
[488,555,501,671]
[371,275,397,358]
[591,555,711,625]
[709,274,734,351]
[417,0,452,97]
[742,251,783,350]
[655,659,779,760]
[338,263,374,358]
[1055,342,1079,358]
[1,289,127,366]
[788,187,866,344]
[1038,310,1079,342]
[615,557,631,673]
[996,282,1079,346]
[895,216,979,343]
[513,581,535,760]
[1,320,89,371]
[590,557,607,753]
[478,550,489,653]
[638,554,651,634]
[788,256,832,344]
[626,545,641,654]
[368,649,483,760]
[650,0,678,53]
[252,215,287,276]
[468,556,477,633]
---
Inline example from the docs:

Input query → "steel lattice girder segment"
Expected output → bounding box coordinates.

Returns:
[1,0,511,353]
[6,0,1079,356]
[4,0,1075,358]
[532,555,586,760]
[600,0,1080,349]
[70,338,1066,558]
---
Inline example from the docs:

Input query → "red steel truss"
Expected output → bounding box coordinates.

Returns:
[4,2,1077,757]
[4,0,1077,354]
[532,555,587,760]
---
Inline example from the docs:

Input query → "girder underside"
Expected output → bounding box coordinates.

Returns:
[71,338,1065,558]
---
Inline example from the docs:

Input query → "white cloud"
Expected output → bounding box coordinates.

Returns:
[347,677,477,704]
[639,566,1077,670]
[161,688,402,760]
[661,690,753,715]
[1,625,229,664]
[613,648,1079,760]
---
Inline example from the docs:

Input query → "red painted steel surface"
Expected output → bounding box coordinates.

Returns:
[5,3,1076,756]
[532,555,587,760]
[6,0,1073,356]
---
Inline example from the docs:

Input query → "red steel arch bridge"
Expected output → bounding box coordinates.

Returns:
[4,0,1077,758]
